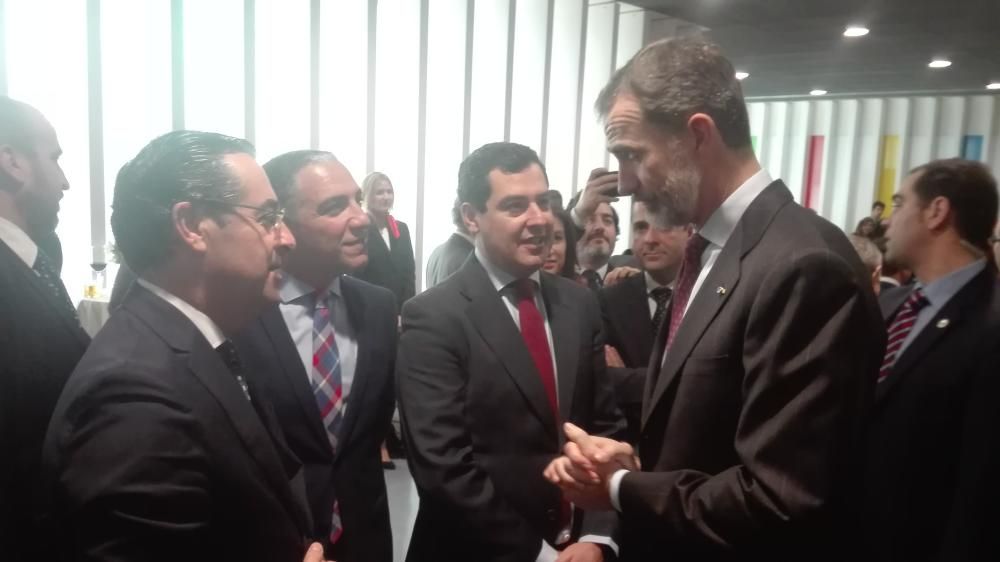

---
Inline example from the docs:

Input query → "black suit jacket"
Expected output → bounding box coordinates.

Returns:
[425,232,474,288]
[863,267,1000,561]
[40,285,313,562]
[0,241,90,562]
[357,219,415,312]
[235,276,397,562]
[597,273,654,443]
[621,181,884,561]
[397,256,626,561]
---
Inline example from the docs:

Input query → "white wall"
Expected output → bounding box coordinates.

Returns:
[0,0,655,296]
[748,94,1000,232]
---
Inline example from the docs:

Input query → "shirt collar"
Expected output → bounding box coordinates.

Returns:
[644,271,674,293]
[879,276,901,288]
[475,247,541,293]
[0,216,38,267]
[697,168,774,249]
[278,272,342,305]
[135,278,227,348]
[596,263,609,280]
[917,259,986,307]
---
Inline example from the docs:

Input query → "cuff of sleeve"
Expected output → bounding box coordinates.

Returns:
[609,469,629,512]
[579,534,619,557]
[537,538,559,562]
[571,206,586,228]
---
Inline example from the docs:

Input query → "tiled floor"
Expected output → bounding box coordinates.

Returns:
[385,463,419,561]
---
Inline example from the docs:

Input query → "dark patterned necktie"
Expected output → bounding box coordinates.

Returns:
[650,286,672,330]
[878,288,929,382]
[582,269,603,291]
[215,340,252,401]
[666,234,709,352]
[33,250,79,320]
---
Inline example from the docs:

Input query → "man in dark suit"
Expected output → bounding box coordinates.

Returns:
[425,198,475,288]
[40,131,328,562]
[235,150,396,562]
[397,142,626,562]
[0,97,90,562]
[862,158,1000,561]
[566,184,639,290]
[599,199,688,442]
[546,37,884,561]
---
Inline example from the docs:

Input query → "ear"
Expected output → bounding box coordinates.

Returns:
[461,202,480,235]
[923,195,951,231]
[171,201,210,254]
[687,113,716,151]
[0,144,29,190]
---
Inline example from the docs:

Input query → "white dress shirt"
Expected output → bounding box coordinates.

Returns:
[475,247,617,560]
[610,168,775,511]
[379,226,391,249]
[135,278,226,349]
[278,273,359,412]
[0,216,38,267]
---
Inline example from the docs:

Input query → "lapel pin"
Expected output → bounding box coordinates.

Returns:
[936,318,950,329]
[716,286,727,296]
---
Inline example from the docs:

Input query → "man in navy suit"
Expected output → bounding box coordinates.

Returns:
[236,150,396,562]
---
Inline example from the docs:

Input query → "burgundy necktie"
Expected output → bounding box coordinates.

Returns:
[513,278,558,418]
[666,234,709,351]
[878,288,929,382]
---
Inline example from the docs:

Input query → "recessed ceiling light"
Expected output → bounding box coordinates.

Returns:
[735,71,749,80]
[987,82,1000,90]
[843,26,869,37]
[810,89,828,96]
[928,59,952,69]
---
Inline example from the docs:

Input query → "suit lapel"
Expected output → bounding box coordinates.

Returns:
[126,287,309,532]
[1,241,90,346]
[624,274,654,360]
[259,305,330,448]
[642,181,792,428]
[336,277,373,455]
[540,274,579,428]
[875,271,991,404]
[462,259,557,437]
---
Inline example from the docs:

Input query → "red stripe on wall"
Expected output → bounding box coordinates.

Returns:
[803,135,825,210]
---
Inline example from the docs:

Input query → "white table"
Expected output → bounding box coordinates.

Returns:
[77,296,111,337]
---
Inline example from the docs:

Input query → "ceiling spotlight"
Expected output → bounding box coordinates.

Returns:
[928,59,952,69]
[735,71,749,80]
[843,26,869,37]
[810,89,828,96]
[987,82,1000,90]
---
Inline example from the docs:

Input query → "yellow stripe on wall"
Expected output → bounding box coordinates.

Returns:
[877,135,900,208]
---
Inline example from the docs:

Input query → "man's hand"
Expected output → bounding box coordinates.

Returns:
[303,542,330,562]
[604,346,625,368]
[544,423,640,510]
[556,542,604,562]
[574,168,620,224]
[602,266,641,288]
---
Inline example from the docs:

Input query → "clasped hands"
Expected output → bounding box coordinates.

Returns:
[543,423,639,511]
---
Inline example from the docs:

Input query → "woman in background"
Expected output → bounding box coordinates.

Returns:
[543,209,582,282]
[357,172,416,313]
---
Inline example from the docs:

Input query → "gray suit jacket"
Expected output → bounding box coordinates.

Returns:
[620,181,884,561]
[424,232,474,289]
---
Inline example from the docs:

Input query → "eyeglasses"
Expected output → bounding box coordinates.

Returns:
[196,198,286,231]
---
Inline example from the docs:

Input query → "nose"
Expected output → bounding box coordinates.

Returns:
[617,164,638,196]
[275,221,296,251]
[352,202,371,229]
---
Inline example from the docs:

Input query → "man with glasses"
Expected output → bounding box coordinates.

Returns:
[40,131,331,562]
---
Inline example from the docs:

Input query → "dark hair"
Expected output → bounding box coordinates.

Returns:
[854,217,877,236]
[110,130,256,272]
[872,200,886,210]
[595,36,751,150]
[458,142,548,212]
[908,158,999,257]
[262,149,339,207]
[552,209,580,279]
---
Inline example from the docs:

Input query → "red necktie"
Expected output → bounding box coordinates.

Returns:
[666,234,709,351]
[513,279,558,418]
[878,288,929,382]
[512,278,571,542]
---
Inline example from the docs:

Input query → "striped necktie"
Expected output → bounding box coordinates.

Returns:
[33,250,79,320]
[312,291,345,543]
[878,288,929,382]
